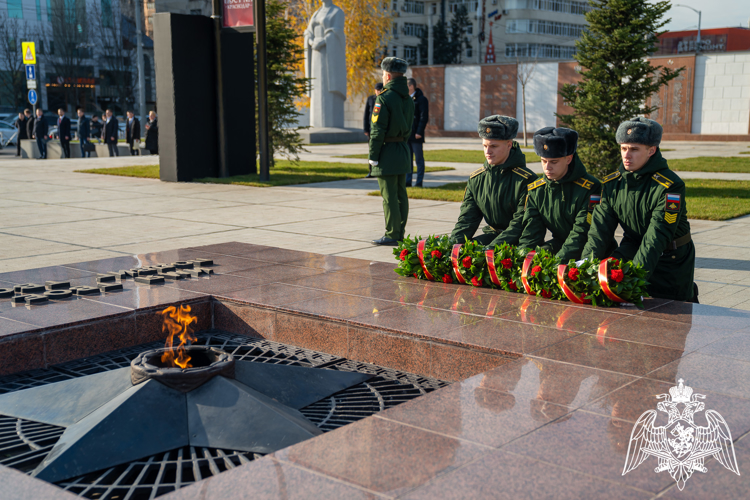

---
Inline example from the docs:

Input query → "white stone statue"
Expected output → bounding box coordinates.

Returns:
[304,0,346,129]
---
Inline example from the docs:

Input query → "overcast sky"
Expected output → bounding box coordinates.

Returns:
[651,1,750,31]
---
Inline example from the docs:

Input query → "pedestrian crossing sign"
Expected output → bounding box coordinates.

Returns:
[22,42,36,65]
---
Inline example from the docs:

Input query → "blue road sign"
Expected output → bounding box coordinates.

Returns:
[25,65,36,80]
[28,89,38,105]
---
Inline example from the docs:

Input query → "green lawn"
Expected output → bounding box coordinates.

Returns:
[369,178,750,221]
[339,148,543,164]
[670,156,750,172]
[76,161,454,187]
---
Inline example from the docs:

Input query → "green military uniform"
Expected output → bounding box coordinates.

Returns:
[369,57,415,244]
[518,127,602,261]
[450,116,535,246]
[582,118,696,302]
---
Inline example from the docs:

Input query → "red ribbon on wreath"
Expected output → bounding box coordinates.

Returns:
[450,244,468,284]
[416,239,435,281]
[557,264,592,304]
[598,258,627,303]
[520,250,536,295]
[484,249,503,287]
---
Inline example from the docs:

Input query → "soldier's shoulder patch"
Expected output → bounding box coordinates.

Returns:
[665,193,681,213]
[527,178,545,191]
[512,167,533,180]
[651,172,673,189]
[371,103,382,123]
[574,178,595,190]
[602,171,621,184]
[469,167,486,179]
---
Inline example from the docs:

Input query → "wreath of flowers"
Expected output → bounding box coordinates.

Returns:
[485,242,524,292]
[414,235,454,283]
[451,239,487,287]
[520,248,565,300]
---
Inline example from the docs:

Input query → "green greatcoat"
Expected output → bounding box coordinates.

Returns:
[518,153,602,261]
[450,143,536,246]
[582,150,695,301]
[368,76,415,175]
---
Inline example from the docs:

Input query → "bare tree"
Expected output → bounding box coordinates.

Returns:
[516,54,538,147]
[90,0,137,114]
[0,13,32,109]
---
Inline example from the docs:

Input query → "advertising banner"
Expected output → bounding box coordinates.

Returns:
[223,0,254,28]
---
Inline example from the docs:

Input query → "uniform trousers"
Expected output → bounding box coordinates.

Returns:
[60,139,71,158]
[108,143,119,157]
[377,174,409,240]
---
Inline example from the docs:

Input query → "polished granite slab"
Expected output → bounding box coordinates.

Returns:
[1,241,748,499]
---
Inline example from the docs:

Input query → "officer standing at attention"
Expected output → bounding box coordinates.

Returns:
[518,127,602,261]
[582,117,697,302]
[369,57,415,246]
[450,115,536,246]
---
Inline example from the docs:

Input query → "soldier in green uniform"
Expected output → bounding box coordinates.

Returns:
[582,117,697,302]
[518,127,602,261]
[369,57,415,246]
[450,115,536,246]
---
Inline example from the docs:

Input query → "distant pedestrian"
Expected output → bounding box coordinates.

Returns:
[13,111,28,157]
[104,109,119,157]
[125,110,141,156]
[406,78,429,187]
[90,115,103,144]
[57,108,71,158]
[144,111,158,155]
[77,108,91,158]
[100,113,107,143]
[363,82,384,178]
[26,109,35,143]
[33,108,48,159]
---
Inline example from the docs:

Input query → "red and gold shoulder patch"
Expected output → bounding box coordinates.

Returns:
[371,103,381,123]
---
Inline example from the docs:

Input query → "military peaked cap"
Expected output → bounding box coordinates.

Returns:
[381,57,408,74]
[616,117,663,147]
[533,127,578,158]
[478,115,518,141]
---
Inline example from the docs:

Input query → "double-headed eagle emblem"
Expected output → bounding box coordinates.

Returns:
[623,379,740,490]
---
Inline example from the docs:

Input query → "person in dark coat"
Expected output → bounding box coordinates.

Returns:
[125,110,141,156]
[363,82,384,178]
[13,111,28,157]
[90,115,103,144]
[26,109,35,143]
[33,108,48,159]
[144,110,158,155]
[104,109,119,157]
[77,108,91,158]
[406,78,429,187]
[56,109,72,158]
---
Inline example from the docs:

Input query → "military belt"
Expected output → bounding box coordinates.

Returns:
[384,137,407,143]
[666,232,692,252]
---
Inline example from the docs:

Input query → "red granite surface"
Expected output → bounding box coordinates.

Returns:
[1,242,748,499]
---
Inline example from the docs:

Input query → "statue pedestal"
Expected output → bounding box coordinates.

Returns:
[298,127,368,144]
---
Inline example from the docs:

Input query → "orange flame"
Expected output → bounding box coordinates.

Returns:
[160,305,198,369]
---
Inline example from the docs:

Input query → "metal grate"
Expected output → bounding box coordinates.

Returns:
[0,330,448,499]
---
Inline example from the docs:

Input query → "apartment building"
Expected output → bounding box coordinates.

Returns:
[390,0,590,65]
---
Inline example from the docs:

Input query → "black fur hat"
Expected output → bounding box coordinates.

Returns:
[478,115,519,141]
[533,127,578,158]
[616,117,663,147]
[381,57,408,74]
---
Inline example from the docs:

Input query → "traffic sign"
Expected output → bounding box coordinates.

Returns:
[21,42,36,65]
[27,80,37,90]
[28,89,38,105]
[26,65,35,80]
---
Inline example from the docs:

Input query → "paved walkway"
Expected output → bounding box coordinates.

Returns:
[1,139,749,309]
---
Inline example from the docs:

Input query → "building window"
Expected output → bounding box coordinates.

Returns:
[505,42,576,59]
[392,1,398,10]
[404,45,417,63]
[505,0,591,15]
[466,47,473,58]
[7,0,24,18]
[392,46,398,57]
[101,0,113,28]
[403,23,426,38]
[448,0,478,13]
[35,0,42,20]
[403,0,424,14]
[506,19,585,38]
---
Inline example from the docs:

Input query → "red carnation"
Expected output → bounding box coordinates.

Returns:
[611,259,620,266]
[462,256,472,268]
[568,267,580,281]
[442,274,453,284]
[610,269,624,283]
[431,250,442,259]
[471,276,481,287]
[501,258,513,269]
[400,249,409,261]
[541,290,552,298]
[508,281,517,291]
[531,265,542,277]
[413,273,419,279]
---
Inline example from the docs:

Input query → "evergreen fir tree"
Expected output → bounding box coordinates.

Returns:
[450,5,472,64]
[557,0,682,178]
[260,0,310,167]
[430,20,456,64]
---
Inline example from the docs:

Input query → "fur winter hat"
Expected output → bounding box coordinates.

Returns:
[381,57,408,74]
[533,127,578,158]
[616,117,663,147]
[478,115,519,141]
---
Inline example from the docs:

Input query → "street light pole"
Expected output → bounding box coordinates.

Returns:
[255,0,270,182]
[674,4,702,54]
[135,1,146,122]
[211,0,229,177]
